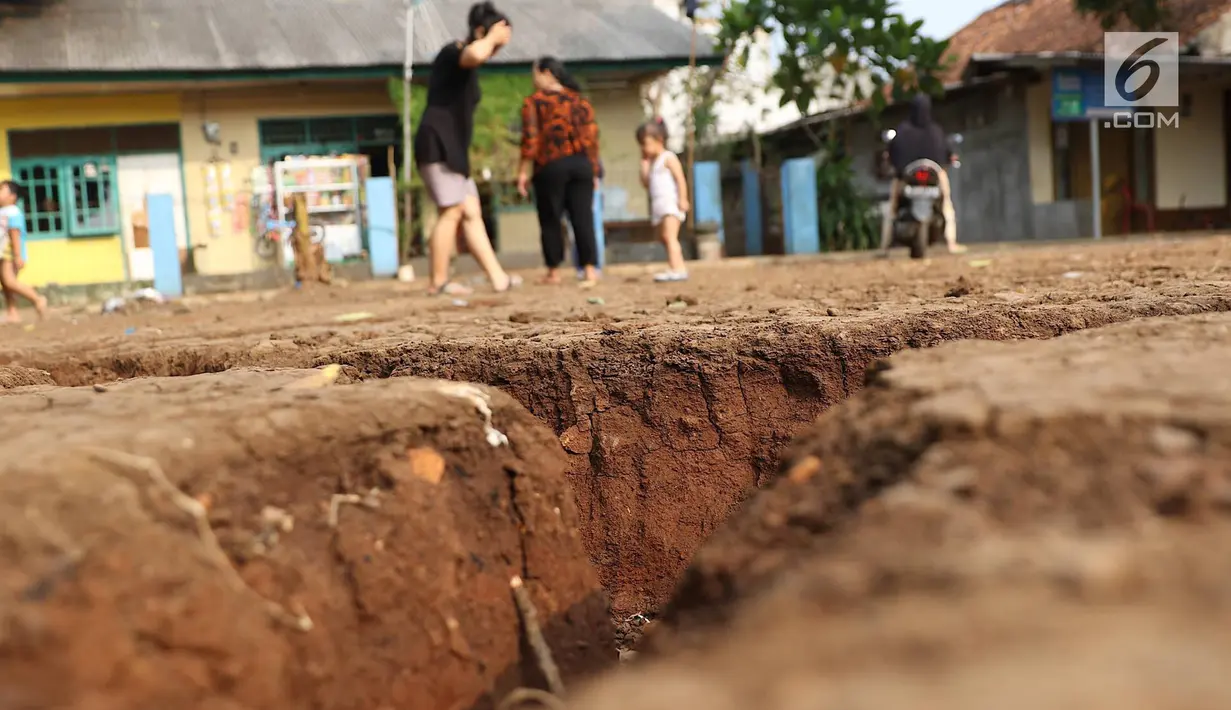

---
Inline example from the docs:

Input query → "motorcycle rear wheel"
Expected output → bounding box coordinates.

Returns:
[910,222,928,259]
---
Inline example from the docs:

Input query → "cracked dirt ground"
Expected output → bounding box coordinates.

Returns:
[0,373,612,710]
[1,236,1230,707]
[571,312,1231,709]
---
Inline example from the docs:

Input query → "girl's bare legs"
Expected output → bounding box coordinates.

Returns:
[428,203,466,294]
[661,216,687,274]
[458,194,513,290]
[0,260,46,319]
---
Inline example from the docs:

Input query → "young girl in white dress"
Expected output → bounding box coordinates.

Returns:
[637,120,689,282]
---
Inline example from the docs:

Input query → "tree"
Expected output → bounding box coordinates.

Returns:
[716,0,948,250]
[1074,0,1166,30]
[717,0,948,118]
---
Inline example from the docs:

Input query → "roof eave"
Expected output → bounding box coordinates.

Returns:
[0,55,721,85]
[967,51,1231,77]
[761,73,1013,137]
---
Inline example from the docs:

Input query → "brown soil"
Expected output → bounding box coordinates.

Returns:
[0,365,53,388]
[656,312,1231,646]
[0,371,612,710]
[568,312,1231,708]
[573,524,1231,709]
[3,237,1231,617]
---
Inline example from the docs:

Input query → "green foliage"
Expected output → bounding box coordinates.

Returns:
[816,154,879,251]
[1074,0,1166,29]
[388,72,534,182]
[717,0,942,250]
[716,0,949,119]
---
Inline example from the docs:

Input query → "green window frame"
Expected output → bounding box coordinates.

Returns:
[11,156,120,239]
[257,115,399,163]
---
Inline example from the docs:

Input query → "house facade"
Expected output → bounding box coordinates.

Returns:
[0,0,715,287]
[758,0,1231,244]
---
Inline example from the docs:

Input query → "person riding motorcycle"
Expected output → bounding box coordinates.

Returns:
[879,94,964,255]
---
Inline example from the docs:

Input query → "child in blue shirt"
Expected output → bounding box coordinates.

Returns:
[0,180,47,321]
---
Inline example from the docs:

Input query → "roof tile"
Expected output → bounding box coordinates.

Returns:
[0,0,716,72]
[940,0,1231,83]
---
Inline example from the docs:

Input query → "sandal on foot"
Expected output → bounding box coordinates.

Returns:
[428,281,472,297]
[653,271,689,283]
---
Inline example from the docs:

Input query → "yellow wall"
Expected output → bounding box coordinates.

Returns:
[0,92,180,285]
[1025,74,1055,204]
[497,210,540,254]
[0,77,654,282]
[1154,81,1226,209]
[591,84,651,217]
[23,237,127,285]
[179,81,395,275]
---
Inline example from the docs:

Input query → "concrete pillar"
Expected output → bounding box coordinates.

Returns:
[741,160,763,255]
[780,157,820,254]
[147,193,182,296]
[692,161,724,244]
[365,177,399,277]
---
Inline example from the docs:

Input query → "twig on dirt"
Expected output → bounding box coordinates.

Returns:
[327,488,381,527]
[84,447,314,632]
[497,688,567,710]
[510,575,565,696]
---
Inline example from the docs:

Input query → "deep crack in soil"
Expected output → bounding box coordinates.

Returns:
[3,237,1231,617]
[570,312,1231,708]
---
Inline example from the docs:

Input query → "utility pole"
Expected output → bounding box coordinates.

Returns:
[401,0,415,262]
[685,1,697,236]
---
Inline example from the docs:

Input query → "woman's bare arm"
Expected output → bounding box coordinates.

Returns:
[459,21,510,68]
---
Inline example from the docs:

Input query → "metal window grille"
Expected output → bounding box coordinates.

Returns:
[11,156,118,238]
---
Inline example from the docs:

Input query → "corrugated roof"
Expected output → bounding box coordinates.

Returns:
[0,0,717,72]
[940,0,1231,83]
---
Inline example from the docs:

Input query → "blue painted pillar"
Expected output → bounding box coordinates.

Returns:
[147,193,182,296]
[780,157,820,254]
[365,177,399,277]
[741,160,763,255]
[692,161,724,244]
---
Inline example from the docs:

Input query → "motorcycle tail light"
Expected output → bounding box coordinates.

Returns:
[913,169,933,184]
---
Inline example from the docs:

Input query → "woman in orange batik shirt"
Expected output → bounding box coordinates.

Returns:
[515,56,601,287]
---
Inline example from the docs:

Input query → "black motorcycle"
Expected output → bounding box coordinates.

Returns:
[879,131,962,259]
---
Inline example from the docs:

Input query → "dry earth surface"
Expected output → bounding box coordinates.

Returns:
[2,235,1229,625]
[572,312,1231,709]
[0,373,611,709]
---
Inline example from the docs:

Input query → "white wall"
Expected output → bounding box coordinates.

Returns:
[1154,82,1226,209]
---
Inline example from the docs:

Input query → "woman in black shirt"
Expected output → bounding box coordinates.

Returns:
[415,1,519,295]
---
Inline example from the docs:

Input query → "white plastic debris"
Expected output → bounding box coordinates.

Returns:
[100,288,167,314]
[435,382,508,447]
[130,288,166,303]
